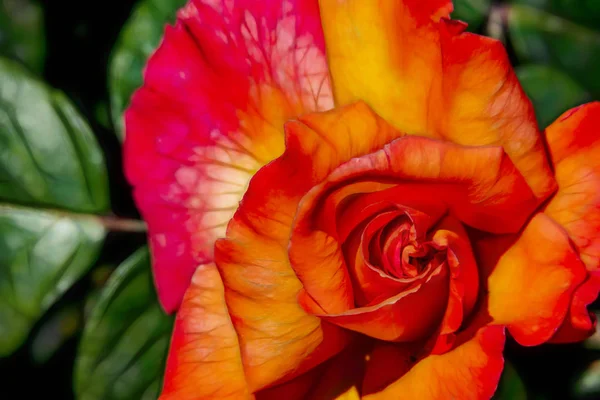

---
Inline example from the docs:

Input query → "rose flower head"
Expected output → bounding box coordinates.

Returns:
[124,0,600,398]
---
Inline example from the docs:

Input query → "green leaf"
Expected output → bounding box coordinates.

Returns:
[508,4,600,97]
[109,0,188,140]
[452,0,491,31]
[573,360,600,398]
[494,361,528,399]
[0,57,109,212]
[74,248,174,400]
[0,0,45,73]
[516,64,591,128]
[0,58,109,356]
[510,0,600,31]
[0,205,105,356]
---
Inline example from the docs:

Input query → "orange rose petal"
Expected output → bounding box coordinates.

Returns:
[160,263,252,400]
[363,325,505,400]
[215,223,349,391]
[318,0,449,135]
[317,265,449,342]
[307,136,537,235]
[362,342,418,396]
[291,101,400,179]
[254,339,369,400]
[349,208,439,306]
[213,102,400,390]
[544,103,600,339]
[434,21,555,199]
[283,103,402,314]
[304,345,367,400]
[545,104,600,265]
[337,187,447,242]
[256,367,323,400]
[551,274,600,343]
[351,210,405,306]
[432,217,479,330]
[319,0,555,199]
[486,213,587,346]
[214,157,350,390]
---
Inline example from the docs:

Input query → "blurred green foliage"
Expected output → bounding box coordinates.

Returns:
[74,249,173,400]
[0,58,107,356]
[516,64,591,128]
[494,362,528,400]
[0,0,45,73]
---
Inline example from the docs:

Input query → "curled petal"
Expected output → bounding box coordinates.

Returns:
[544,103,600,339]
[315,265,449,341]
[352,209,435,306]
[125,0,332,311]
[551,274,600,343]
[431,217,479,336]
[486,213,587,346]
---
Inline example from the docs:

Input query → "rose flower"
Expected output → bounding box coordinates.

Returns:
[124,0,600,398]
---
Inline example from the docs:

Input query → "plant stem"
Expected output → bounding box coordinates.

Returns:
[98,215,147,233]
[0,203,147,233]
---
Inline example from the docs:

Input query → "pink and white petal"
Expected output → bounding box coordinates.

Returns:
[124,0,333,312]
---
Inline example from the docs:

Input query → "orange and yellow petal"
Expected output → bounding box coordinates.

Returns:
[160,263,252,400]
[544,102,600,340]
[363,325,506,400]
[319,0,555,199]
[125,0,332,312]
[486,213,587,346]
[551,274,600,343]
[433,22,555,199]
[215,213,350,391]
[319,0,448,135]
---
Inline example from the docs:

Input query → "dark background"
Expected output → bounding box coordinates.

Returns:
[0,0,597,398]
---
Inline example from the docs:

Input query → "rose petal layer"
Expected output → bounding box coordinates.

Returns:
[291,131,539,319]
[363,325,505,400]
[544,102,600,341]
[160,263,251,400]
[486,213,587,346]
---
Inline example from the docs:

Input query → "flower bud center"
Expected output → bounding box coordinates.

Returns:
[367,211,445,280]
